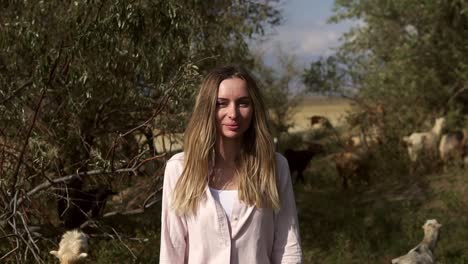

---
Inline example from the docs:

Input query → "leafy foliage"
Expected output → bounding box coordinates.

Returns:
[0,0,282,262]
[253,46,304,137]
[304,0,468,133]
[298,2,468,262]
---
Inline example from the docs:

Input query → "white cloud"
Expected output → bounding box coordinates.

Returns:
[255,26,346,66]
[250,0,360,66]
[297,29,340,54]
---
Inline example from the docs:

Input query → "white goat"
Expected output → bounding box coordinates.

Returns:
[391,219,442,264]
[50,230,89,264]
[402,117,446,162]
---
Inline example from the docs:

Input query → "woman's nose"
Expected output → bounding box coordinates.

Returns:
[227,104,237,119]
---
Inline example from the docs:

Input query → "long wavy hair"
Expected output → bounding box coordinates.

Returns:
[171,65,280,215]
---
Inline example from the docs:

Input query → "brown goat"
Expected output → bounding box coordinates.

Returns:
[333,150,370,189]
[310,115,333,130]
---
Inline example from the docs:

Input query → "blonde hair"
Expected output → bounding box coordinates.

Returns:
[172,65,280,215]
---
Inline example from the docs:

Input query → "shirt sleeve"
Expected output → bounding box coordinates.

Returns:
[272,154,303,264]
[159,159,188,264]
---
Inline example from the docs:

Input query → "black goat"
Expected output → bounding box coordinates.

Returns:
[57,184,116,229]
[284,143,325,184]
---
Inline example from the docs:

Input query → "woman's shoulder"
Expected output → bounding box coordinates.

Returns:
[274,152,288,168]
[167,152,185,163]
[274,152,293,191]
[163,152,185,186]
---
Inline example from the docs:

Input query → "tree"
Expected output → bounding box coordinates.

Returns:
[304,0,468,135]
[0,1,282,262]
[303,55,352,97]
[253,45,303,137]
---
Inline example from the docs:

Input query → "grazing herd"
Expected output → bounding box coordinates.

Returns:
[47,112,461,263]
[285,114,467,188]
[282,112,453,263]
[402,117,468,166]
[285,114,378,189]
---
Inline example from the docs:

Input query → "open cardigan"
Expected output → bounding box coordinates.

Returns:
[159,152,302,264]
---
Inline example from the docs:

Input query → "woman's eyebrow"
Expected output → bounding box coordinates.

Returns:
[216,96,250,101]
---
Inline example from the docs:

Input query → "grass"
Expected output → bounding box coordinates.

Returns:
[3,97,466,264]
[282,95,467,263]
[294,156,468,264]
[69,97,468,263]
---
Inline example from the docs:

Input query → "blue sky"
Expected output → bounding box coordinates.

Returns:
[253,0,356,67]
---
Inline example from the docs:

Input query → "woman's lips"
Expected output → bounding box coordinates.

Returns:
[224,124,239,130]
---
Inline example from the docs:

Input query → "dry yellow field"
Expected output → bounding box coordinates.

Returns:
[289,96,353,132]
[151,96,352,152]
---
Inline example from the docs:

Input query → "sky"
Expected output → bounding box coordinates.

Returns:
[253,0,356,67]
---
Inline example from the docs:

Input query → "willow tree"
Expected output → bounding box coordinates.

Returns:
[0,1,282,262]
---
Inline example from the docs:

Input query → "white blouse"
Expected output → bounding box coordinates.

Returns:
[160,152,303,264]
[209,187,238,221]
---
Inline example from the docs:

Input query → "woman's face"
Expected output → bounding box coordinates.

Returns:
[215,77,253,140]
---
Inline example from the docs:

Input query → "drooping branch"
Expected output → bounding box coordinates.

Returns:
[15,167,138,209]
[10,88,46,195]
[0,80,33,105]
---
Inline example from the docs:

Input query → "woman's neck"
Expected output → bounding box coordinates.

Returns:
[210,138,242,190]
[215,138,242,165]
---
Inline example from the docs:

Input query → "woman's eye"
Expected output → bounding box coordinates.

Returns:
[239,101,250,107]
[216,101,227,107]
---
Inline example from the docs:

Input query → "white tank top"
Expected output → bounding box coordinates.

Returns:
[209,187,238,221]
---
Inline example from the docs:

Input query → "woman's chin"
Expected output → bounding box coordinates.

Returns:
[220,131,244,139]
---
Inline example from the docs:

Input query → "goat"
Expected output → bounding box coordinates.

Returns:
[346,133,382,149]
[439,130,468,165]
[333,150,370,189]
[402,117,445,162]
[284,142,325,184]
[346,103,385,142]
[391,219,442,264]
[57,185,117,229]
[50,229,89,264]
[310,115,333,131]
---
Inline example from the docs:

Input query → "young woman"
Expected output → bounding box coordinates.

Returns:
[160,65,302,264]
